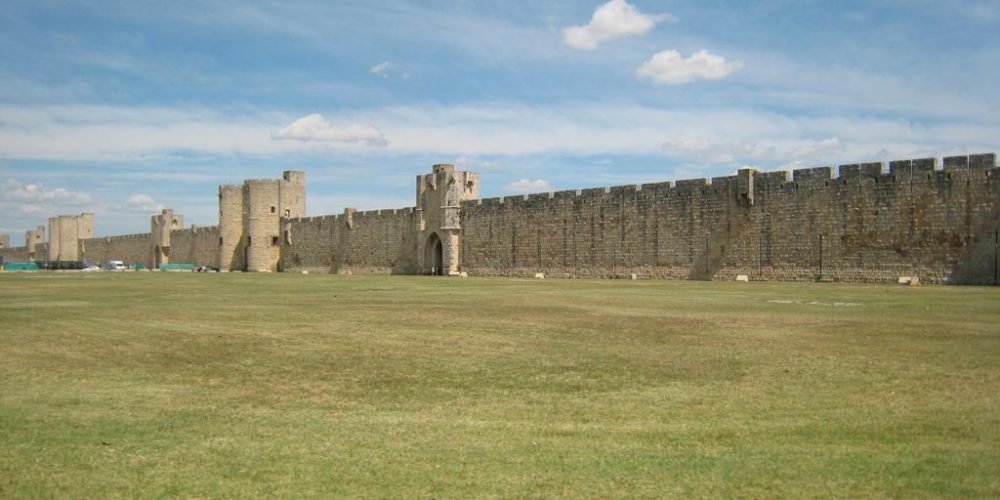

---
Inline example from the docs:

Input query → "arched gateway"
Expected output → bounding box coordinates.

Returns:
[425,232,444,275]
[415,164,480,276]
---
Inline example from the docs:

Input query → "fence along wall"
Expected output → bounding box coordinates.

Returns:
[460,154,999,284]
[281,208,417,274]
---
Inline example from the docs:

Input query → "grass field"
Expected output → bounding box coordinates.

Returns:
[0,272,997,498]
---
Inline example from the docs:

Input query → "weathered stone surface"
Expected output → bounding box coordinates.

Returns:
[2,155,998,284]
[459,155,999,284]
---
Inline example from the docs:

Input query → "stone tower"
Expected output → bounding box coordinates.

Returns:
[218,171,305,272]
[25,226,44,260]
[416,164,480,275]
[47,213,94,261]
[218,184,245,271]
[0,234,9,249]
[151,209,183,268]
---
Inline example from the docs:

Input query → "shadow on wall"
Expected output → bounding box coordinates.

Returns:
[949,217,1000,285]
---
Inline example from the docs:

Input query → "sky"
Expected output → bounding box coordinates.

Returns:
[1,0,998,245]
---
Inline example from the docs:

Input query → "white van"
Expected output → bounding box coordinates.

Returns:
[105,260,126,271]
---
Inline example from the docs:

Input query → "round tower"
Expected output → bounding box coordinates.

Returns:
[218,184,244,271]
[244,179,281,272]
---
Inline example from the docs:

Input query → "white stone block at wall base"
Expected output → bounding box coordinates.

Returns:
[534,273,545,279]
[736,275,750,282]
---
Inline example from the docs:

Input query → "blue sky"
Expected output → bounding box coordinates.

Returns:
[2,0,998,244]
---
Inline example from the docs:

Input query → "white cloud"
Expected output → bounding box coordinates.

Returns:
[564,0,674,50]
[636,50,743,85]
[505,179,552,192]
[125,193,164,213]
[271,114,389,147]
[4,179,92,204]
[1,178,94,215]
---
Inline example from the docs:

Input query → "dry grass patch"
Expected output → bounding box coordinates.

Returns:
[0,272,998,498]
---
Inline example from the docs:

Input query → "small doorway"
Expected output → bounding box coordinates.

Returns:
[426,232,443,275]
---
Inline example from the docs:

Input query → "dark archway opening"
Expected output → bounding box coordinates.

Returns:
[426,232,443,275]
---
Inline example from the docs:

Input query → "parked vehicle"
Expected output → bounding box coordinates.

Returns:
[105,260,126,271]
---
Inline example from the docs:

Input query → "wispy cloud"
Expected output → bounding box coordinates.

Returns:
[370,61,392,78]
[505,178,552,193]
[369,61,409,80]
[564,0,674,50]
[0,102,995,168]
[125,193,164,213]
[663,136,844,168]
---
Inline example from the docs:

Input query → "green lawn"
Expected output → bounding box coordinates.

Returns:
[0,272,997,498]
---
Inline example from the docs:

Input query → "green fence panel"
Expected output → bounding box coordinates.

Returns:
[3,263,40,271]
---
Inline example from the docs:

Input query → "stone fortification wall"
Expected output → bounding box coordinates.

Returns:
[65,226,219,268]
[169,226,220,266]
[460,154,999,284]
[79,233,150,266]
[281,208,418,274]
[4,157,997,283]
[4,242,51,263]
[0,245,30,264]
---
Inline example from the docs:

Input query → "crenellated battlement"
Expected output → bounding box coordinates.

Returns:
[464,154,998,210]
[3,154,997,283]
[458,153,998,284]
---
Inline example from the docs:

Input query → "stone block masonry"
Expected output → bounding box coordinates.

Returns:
[1,154,997,284]
[47,213,93,262]
[281,208,417,274]
[459,154,999,284]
